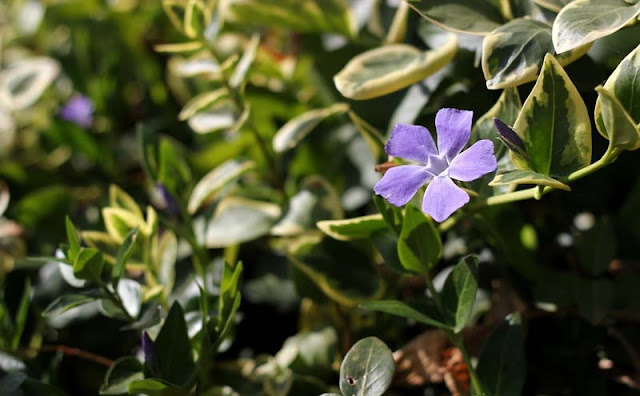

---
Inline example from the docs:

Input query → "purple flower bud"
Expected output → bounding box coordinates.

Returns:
[156,183,181,218]
[59,95,94,128]
[493,118,527,158]
[142,331,158,372]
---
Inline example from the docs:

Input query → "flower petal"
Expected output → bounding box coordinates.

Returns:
[386,124,437,163]
[374,165,432,207]
[435,108,473,161]
[422,176,469,223]
[448,140,497,182]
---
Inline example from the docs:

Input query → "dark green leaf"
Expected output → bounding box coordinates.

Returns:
[339,337,394,396]
[576,279,614,324]
[441,256,479,333]
[128,378,184,396]
[112,227,139,287]
[65,217,81,262]
[360,300,452,330]
[73,248,105,282]
[155,302,195,387]
[595,86,640,153]
[11,279,30,349]
[397,205,442,274]
[476,314,526,396]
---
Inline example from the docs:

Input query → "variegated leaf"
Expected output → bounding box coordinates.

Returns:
[273,103,349,152]
[406,0,505,35]
[595,87,640,153]
[334,39,457,100]
[490,170,571,190]
[482,18,590,89]
[187,159,255,214]
[552,0,640,53]
[512,54,592,176]
[317,214,387,241]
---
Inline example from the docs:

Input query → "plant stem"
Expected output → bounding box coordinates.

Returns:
[425,276,484,395]
[451,333,484,396]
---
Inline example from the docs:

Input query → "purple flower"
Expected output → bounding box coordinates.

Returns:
[374,108,497,222]
[142,331,158,372]
[59,95,94,128]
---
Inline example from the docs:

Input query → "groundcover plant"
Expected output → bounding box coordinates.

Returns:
[2,0,640,395]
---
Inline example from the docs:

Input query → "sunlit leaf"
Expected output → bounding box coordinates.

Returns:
[187,160,255,214]
[406,0,505,35]
[490,170,571,190]
[317,214,387,241]
[273,103,349,152]
[339,337,394,396]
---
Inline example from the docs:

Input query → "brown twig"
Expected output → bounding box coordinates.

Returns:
[2,345,114,367]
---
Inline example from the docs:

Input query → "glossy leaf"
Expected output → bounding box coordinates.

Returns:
[441,256,478,333]
[476,314,526,396]
[552,0,640,53]
[187,160,255,214]
[533,0,571,12]
[512,54,592,176]
[43,294,97,317]
[100,357,144,395]
[397,205,442,274]
[155,302,195,387]
[334,39,457,100]
[73,248,105,282]
[490,170,571,190]
[601,43,640,124]
[317,214,387,241]
[482,18,590,89]
[361,299,451,329]
[339,337,394,396]
[273,103,349,152]
[406,0,505,35]
[224,0,357,38]
[204,197,281,248]
[595,87,640,153]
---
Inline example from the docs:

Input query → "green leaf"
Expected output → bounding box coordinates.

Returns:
[112,227,139,287]
[482,18,590,90]
[489,170,571,190]
[407,0,505,35]
[576,217,616,277]
[373,195,402,234]
[317,214,387,241]
[334,40,457,100]
[225,0,357,38]
[576,279,614,324]
[339,337,395,396]
[276,327,337,376]
[348,111,386,160]
[128,378,184,396]
[441,256,478,333]
[595,87,640,153]
[600,43,640,124]
[187,160,255,214]
[273,103,349,152]
[43,294,97,317]
[100,357,144,395]
[476,314,526,396]
[272,176,343,236]
[361,299,452,329]
[11,279,30,349]
[203,197,281,248]
[73,248,105,282]
[289,236,384,307]
[65,217,81,262]
[552,0,640,53]
[155,302,195,387]
[19,377,68,396]
[397,205,442,274]
[512,54,592,176]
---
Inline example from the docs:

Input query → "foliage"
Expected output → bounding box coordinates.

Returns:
[1,0,640,395]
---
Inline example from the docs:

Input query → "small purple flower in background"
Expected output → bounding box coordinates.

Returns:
[142,331,158,373]
[374,108,497,222]
[59,95,94,128]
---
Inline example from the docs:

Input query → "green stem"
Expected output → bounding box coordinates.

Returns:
[451,332,484,396]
